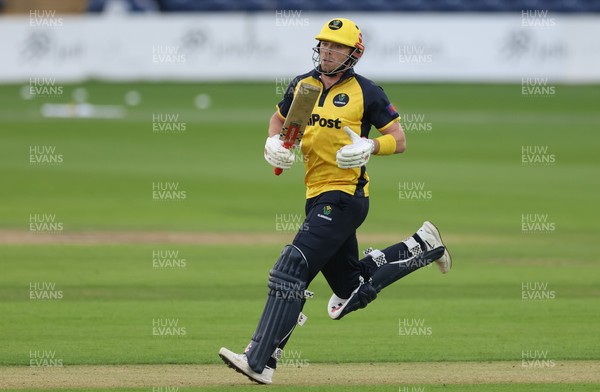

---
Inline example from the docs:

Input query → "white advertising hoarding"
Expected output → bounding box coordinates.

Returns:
[0,12,598,83]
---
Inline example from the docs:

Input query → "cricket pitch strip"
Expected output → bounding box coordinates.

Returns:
[1,361,599,389]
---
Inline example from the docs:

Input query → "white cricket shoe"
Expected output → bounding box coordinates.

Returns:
[219,347,274,385]
[416,221,452,274]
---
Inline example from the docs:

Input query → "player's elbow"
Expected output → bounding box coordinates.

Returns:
[394,124,406,153]
[395,138,406,153]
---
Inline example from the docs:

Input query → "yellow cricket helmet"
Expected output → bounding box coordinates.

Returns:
[312,18,364,75]
[315,18,364,53]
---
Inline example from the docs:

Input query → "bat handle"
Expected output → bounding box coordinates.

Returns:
[273,141,293,176]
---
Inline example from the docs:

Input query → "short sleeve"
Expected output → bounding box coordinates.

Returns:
[357,76,400,131]
[368,87,399,130]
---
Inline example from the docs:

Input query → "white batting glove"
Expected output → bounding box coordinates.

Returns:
[264,134,294,169]
[336,126,375,169]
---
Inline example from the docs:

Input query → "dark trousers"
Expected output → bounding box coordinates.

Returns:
[266,189,421,369]
[292,190,369,299]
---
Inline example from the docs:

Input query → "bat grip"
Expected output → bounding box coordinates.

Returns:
[274,141,294,176]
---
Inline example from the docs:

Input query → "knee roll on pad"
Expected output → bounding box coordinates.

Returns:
[356,283,378,307]
[328,278,378,320]
[246,245,309,373]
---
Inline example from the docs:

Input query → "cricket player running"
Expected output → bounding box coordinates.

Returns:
[219,18,452,384]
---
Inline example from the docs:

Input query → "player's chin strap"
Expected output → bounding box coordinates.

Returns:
[328,247,446,320]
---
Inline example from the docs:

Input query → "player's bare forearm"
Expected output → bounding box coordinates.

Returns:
[268,112,285,137]
[373,121,406,154]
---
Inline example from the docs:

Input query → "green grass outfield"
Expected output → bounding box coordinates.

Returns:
[0,82,599,390]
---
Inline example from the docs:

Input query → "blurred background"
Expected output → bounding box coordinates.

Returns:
[1,0,599,84]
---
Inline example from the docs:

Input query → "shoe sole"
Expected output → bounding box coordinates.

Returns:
[219,348,271,385]
[423,221,452,273]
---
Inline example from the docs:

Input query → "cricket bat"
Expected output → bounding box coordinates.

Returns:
[274,82,321,176]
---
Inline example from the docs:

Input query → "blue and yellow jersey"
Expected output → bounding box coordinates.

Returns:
[277,69,399,199]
